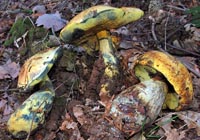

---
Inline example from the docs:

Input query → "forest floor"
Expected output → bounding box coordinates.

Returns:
[0,0,200,140]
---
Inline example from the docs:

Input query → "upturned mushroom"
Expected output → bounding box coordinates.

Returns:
[7,47,62,138]
[105,51,193,136]
[134,51,193,110]
[60,5,144,104]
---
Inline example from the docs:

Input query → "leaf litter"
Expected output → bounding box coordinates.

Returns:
[0,59,20,80]
[154,111,200,140]
[0,0,200,140]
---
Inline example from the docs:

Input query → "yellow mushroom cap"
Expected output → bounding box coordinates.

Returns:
[60,5,144,44]
[18,47,62,91]
[136,51,193,110]
[7,90,54,138]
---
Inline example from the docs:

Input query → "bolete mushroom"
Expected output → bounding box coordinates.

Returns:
[105,51,193,135]
[18,47,62,91]
[60,5,144,104]
[7,47,62,138]
[106,79,168,135]
[134,51,193,110]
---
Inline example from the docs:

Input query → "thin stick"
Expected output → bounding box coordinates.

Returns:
[150,17,165,52]
[166,4,187,11]
[0,88,28,93]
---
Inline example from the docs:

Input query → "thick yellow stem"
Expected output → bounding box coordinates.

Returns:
[96,30,119,104]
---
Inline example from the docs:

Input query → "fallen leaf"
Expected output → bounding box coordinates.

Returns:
[73,106,88,126]
[59,112,84,140]
[0,66,9,79]
[156,111,200,140]
[176,111,200,136]
[60,112,77,131]
[32,5,46,18]
[156,114,185,140]
[3,104,14,116]
[0,59,20,79]
[0,99,7,112]
[36,11,67,32]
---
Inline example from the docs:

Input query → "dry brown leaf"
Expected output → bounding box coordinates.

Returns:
[176,111,200,136]
[3,104,14,116]
[59,112,84,140]
[0,99,7,112]
[73,106,88,126]
[0,59,20,79]
[156,114,185,140]
[60,113,77,131]
[156,111,200,140]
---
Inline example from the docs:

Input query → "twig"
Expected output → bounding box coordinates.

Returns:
[166,43,200,57]
[54,79,69,91]
[164,0,174,50]
[32,31,49,48]
[0,88,28,93]
[166,5,188,11]
[24,16,35,28]
[150,17,165,52]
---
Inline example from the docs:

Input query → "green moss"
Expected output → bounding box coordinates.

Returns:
[18,26,49,56]
[4,17,34,46]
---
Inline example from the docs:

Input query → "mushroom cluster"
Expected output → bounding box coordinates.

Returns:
[7,5,193,139]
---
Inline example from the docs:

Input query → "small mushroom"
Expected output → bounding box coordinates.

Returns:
[60,5,144,104]
[135,51,193,110]
[7,47,62,138]
[18,47,62,91]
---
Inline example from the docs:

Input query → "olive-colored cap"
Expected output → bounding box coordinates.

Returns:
[60,5,144,44]
[7,90,54,138]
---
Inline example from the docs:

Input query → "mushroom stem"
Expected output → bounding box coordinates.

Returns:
[39,75,55,96]
[96,30,119,104]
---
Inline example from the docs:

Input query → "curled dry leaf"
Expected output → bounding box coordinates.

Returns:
[3,104,14,116]
[73,106,87,126]
[0,99,7,112]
